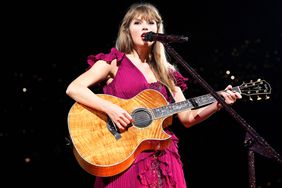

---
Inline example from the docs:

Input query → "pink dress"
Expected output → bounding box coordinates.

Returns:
[87,48,188,188]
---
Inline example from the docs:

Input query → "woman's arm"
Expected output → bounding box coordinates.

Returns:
[66,60,113,111]
[66,60,132,132]
[173,85,242,128]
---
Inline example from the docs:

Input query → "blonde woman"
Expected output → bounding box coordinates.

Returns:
[66,2,241,187]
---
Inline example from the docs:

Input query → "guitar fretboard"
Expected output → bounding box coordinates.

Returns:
[152,86,240,119]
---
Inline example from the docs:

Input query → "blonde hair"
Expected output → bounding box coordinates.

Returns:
[115,3,176,92]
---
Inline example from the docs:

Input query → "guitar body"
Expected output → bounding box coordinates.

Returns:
[67,89,173,177]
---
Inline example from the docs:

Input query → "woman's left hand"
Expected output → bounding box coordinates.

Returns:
[217,85,242,108]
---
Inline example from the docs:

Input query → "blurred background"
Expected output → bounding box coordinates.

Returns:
[2,0,282,187]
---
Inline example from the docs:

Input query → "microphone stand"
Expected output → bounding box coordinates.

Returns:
[162,42,282,188]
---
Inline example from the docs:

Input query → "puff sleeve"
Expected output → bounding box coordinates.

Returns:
[171,70,188,91]
[87,48,125,66]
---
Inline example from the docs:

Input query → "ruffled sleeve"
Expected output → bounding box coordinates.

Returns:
[170,69,189,91]
[87,47,125,66]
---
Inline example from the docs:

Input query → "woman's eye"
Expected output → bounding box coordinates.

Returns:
[134,21,141,25]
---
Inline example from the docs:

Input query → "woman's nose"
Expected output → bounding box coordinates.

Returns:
[142,22,149,30]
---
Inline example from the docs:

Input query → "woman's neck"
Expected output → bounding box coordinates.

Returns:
[131,48,151,63]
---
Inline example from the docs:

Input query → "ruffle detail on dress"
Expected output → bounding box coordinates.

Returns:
[148,82,168,95]
[148,81,162,91]
[138,158,162,187]
[137,151,178,188]
[165,131,183,166]
[87,48,125,66]
[136,133,182,187]
[169,69,189,91]
[148,82,174,104]
[148,70,188,92]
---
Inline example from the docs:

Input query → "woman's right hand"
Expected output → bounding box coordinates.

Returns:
[104,103,133,132]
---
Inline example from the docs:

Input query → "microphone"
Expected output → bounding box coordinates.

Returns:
[143,32,188,43]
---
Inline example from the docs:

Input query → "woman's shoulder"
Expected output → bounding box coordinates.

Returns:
[87,47,125,66]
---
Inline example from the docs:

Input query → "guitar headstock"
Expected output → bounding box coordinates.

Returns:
[238,79,271,101]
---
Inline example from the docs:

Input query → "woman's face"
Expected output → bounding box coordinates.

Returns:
[129,15,158,47]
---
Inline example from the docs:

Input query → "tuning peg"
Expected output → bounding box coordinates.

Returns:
[249,96,253,101]
[265,95,270,100]
[257,96,262,100]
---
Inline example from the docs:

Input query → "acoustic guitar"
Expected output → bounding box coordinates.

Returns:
[67,79,271,177]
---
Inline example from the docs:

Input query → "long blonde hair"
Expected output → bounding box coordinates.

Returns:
[115,3,176,92]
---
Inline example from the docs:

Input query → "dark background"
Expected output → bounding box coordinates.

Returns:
[2,0,282,187]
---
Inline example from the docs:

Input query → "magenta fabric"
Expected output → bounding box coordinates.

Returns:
[87,48,188,188]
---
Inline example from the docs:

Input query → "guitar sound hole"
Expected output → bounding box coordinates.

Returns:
[131,108,152,128]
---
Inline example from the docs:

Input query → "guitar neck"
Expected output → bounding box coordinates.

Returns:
[152,86,241,119]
